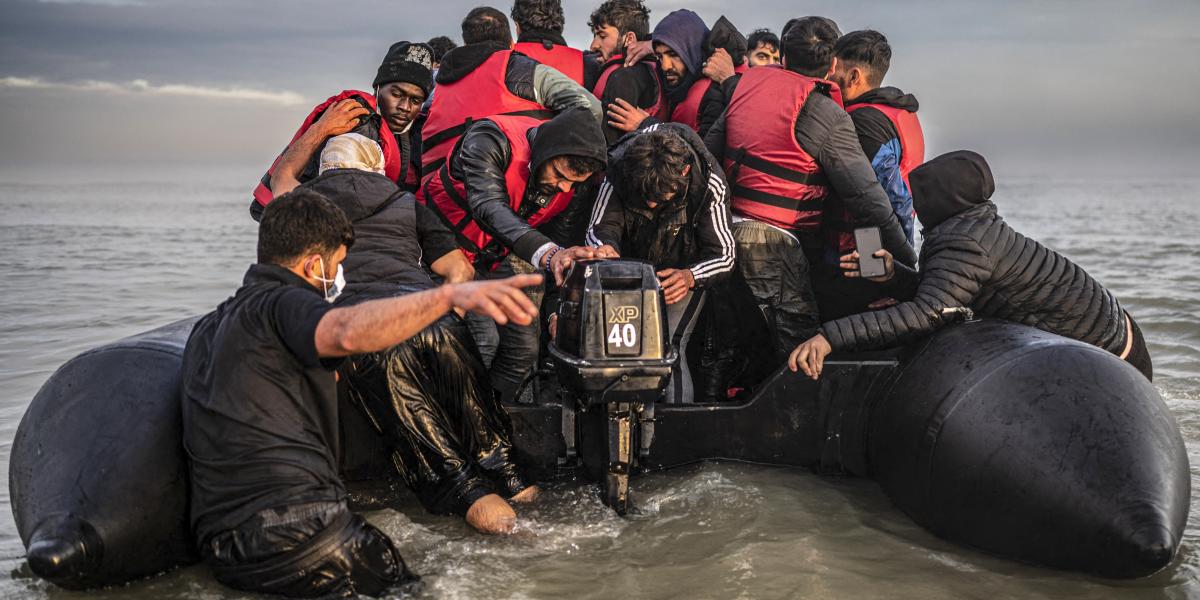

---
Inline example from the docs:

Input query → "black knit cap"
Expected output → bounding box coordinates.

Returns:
[373,41,434,95]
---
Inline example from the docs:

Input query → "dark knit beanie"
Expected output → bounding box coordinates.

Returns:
[373,41,434,95]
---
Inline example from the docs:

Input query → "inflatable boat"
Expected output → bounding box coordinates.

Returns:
[9,260,1190,589]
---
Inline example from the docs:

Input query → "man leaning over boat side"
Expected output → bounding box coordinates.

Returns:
[180,190,541,598]
[788,150,1153,382]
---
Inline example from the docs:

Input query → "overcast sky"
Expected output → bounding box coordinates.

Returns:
[1,0,1198,180]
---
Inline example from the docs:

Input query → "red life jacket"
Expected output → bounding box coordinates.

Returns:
[253,90,401,208]
[421,115,573,266]
[419,49,551,181]
[514,41,585,85]
[669,62,749,132]
[592,55,668,119]
[721,66,844,245]
[845,102,925,188]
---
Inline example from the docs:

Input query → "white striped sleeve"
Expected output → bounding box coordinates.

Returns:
[585,177,614,248]
[688,173,736,281]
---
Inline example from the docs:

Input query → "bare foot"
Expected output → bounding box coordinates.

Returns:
[510,485,540,504]
[465,494,516,534]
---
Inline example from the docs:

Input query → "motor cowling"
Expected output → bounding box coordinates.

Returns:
[549,260,675,404]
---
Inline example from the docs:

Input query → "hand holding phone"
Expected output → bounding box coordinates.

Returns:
[853,227,890,280]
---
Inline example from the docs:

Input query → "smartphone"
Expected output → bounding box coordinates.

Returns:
[854,227,887,279]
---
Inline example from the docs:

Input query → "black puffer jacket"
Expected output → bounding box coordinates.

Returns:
[821,151,1128,354]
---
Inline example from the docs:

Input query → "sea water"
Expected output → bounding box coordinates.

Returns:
[0,172,1197,599]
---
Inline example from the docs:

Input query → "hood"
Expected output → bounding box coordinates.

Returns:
[847,86,919,112]
[435,41,509,84]
[704,16,747,67]
[516,30,568,48]
[304,168,400,222]
[909,150,995,229]
[528,106,608,176]
[652,10,709,76]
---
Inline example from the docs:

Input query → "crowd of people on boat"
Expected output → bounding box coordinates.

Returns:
[178,1,1154,596]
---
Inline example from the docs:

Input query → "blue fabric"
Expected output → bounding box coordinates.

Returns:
[869,138,916,245]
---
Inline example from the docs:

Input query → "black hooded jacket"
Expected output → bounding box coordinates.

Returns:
[586,123,736,287]
[300,169,458,301]
[449,106,608,265]
[820,151,1129,355]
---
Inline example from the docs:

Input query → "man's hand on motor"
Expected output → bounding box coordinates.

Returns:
[702,49,736,84]
[316,99,370,137]
[445,275,542,326]
[594,245,621,259]
[607,98,650,133]
[788,333,832,380]
[840,249,895,283]
[623,40,654,67]
[547,246,598,286]
[656,268,695,305]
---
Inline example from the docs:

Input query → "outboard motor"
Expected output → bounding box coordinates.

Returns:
[549,260,675,513]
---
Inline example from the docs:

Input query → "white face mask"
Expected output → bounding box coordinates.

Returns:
[313,257,345,303]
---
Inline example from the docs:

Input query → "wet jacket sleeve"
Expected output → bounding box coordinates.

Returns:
[686,167,736,286]
[584,177,625,253]
[453,121,554,263]
[797,95,917,267]
[820,234,990,352]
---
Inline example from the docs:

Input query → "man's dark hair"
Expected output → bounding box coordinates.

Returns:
[781,16,841,77]
[511,0,564,34]
[257,189,355,266]
[588,0,651,38]
[834,30,891,87]
[616,130,691,203]
[563,154,605,177]
[427,36,458,63]
[462,6,513,46]
[747,28,779,53]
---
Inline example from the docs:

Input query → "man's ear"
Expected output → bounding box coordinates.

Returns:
[826,57,839,80]
[681,164,691,178]
[622,31,637,53]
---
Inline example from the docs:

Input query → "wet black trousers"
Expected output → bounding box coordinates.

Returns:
[206,501,414,598]
[342,315,530,516]
[1125,313,1154,381]
[732,220,821,357]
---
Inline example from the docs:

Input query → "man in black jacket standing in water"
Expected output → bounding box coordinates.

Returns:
[181,191,541,597]
[789,151,1152,381]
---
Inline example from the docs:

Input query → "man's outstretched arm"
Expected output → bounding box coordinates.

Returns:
[314,275,542,357]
